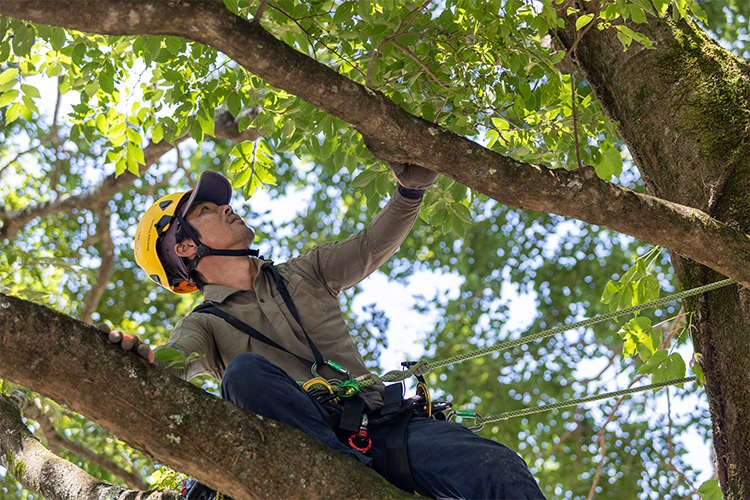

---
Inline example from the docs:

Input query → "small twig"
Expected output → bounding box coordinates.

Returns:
[565,4,597,170]
[0,145,40,181]
[49,83,64,193]
[80,204,114,324]
[366,0,436,89]
[253,0,269,24]
[587,374,645,500]
[568,54,582,169]
[391,40,448,89]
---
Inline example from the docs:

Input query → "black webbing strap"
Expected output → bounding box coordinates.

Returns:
[340,394,366,433]
[192,303,315,369]
[382,382,404,416]
[263,264,326,368]
[191,262,326,370]
[384,411,418,493]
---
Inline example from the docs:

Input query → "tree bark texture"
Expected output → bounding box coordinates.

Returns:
[2,0,750,288]
[0,390,179,500]
[0,294,412,500]
[551,1,750,496]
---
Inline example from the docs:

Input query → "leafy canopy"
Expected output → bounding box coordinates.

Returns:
[0,0,741,498]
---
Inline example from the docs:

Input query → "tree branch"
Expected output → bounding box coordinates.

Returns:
[0,390,178,500]
[22,396,149,491]
[2,0,749,287]
[0,293,412,500]
[0,110,259,242]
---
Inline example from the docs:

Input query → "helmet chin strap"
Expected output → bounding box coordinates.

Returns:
[175,213,259,275]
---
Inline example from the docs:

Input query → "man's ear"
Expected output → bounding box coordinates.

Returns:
[174,240,197,259]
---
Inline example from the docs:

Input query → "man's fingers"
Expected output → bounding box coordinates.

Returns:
[97,323,111,334]
[121,333,138,351]
[137,344,155,363]
[104,328,151,362]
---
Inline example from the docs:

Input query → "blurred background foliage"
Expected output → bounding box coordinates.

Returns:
[1,0,744,497]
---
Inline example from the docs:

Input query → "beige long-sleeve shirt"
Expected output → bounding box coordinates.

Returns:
[155,189,422,407]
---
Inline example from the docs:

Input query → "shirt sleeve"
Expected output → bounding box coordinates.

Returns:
[288,187,422,294]
[153,314,224,381]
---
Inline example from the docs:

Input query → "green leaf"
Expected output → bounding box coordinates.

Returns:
[667,352,686,381]
[639,348,668,374]
[99,72,115,94]
[698,479,722,500]
[227,91,242,117]
[652,0,670,16]
[351,170,379,188]
[127,141,145,166]
[20,83,40,99]
[0,68,18,86]
[12,23,35,57]
[49,27,67,51]
[616,29,633,50]
[96,114,109,135]
[628,4,647,24]
[5,101,21,123]
[0,89,18,107]
[575,14,595,30]
[152,123,164,144]
[153,347,185,362]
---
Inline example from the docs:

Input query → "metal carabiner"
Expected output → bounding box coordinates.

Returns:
[311,360,351,380]
[447,409,485,433]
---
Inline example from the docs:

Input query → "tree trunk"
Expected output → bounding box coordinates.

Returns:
[551,1,750,496]
[0,390,179,500]
[0,294,412,500]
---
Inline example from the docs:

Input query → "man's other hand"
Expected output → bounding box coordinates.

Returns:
[387,161,438,191]
[98,323,154,363]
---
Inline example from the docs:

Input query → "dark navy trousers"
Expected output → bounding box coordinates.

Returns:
[221,353,546,500]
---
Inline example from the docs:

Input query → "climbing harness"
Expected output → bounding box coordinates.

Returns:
[192,266,734,495]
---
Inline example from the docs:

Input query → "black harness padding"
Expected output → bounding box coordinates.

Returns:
[384,411,418,493]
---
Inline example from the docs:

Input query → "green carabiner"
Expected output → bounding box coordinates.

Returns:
[325,360,351,378]
[337,379,360,398]
[447,409,484,432]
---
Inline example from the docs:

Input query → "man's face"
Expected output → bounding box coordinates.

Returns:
[183,201,255,250]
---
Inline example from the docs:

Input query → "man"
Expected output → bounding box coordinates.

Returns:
[113,165,545,499]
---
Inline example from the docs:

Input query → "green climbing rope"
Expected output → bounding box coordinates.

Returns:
[474,376,697,425]
[352,278,734,390]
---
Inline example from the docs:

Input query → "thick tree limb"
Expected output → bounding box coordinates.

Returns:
[0,110,259,241]
[22,396,150,490]
[0,390,178,500]
[0,293,412,500]
[2,0,750,287]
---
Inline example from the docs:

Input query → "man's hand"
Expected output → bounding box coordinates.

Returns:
[387,161,438,191]
[98,323,154,363]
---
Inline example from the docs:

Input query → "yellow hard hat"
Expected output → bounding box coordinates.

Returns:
[133,171,234,294]
[133,191,198,293]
